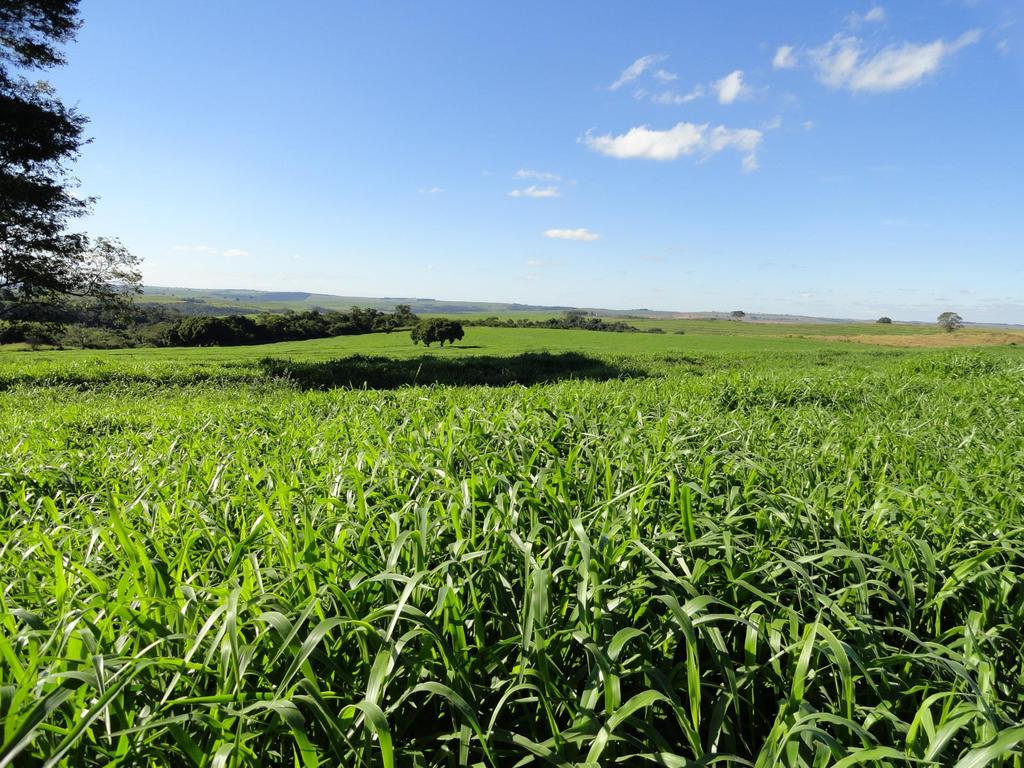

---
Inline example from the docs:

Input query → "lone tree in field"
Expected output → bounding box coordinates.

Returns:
[876,316,892,324]
[0,0,140,320]
[730,310,746,320]
[411,318,464,347]
[937,311,963,333]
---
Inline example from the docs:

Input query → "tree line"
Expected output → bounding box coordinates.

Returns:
[469,311,662,334]
[167,305,419,347]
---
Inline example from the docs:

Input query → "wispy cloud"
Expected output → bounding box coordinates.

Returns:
[544,228,600,242]
[222,248,249,258]
[654,68,678,82]
[810,29,981,92]
[516,169,560,181]
[418,186,444,194]
[712,69,748,104]
[847,6,886,29]
[585,121,763,170]
[509,185,560,198]
[609,54,667,90]
[773,45,797,69]
[650,85,705,105]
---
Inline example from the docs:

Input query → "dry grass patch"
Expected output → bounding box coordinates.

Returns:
[808,330,1024,348]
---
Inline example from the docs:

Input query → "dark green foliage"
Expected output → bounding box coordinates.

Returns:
[0,1,81,68]
[392,303,418,326]
[165,306,418,347]
[259,352,642,389]
[472,311,640,333]
[0,319,56,346]
[876,316,893,324]
[411,318,465,346]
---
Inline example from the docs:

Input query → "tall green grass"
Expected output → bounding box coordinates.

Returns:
[1,348,1023,766]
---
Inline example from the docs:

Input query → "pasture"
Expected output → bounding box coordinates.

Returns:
[1,327,1022,766]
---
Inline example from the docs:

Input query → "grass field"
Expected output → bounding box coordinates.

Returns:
[2,328,1023,766]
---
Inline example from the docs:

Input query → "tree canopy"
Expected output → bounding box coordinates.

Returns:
[937,311,963,333]
[411,318,465,347]
[1,0,140,319]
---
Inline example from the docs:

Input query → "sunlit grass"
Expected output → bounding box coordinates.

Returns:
[1,341,1023,766]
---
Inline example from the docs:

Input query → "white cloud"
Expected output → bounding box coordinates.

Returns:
[544,228,600,242]
[650,85,705,105]
[713,69,747,104]
[526,259,547,267]
[996,39,1010,56]
[610,54,666,90]
[864,7,886,23]
[654,69,678,82]
[803,120,816,131]
[586,123,704,160]
[516,169,560,181]
[508,185,560,198]
[418,186,444,194]
[762,115,783,130]
[810,29,981,92]
[585,121,763,170]
[741,154,759,173]
[773,45,798,69]
[222,248,249,258]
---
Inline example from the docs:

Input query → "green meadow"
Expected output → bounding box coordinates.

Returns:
[2,327,1023,766]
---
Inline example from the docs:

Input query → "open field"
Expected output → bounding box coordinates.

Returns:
[2,329,1023,766]
[0,327,874,388]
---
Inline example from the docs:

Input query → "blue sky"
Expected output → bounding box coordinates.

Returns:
[52,1,1023,321]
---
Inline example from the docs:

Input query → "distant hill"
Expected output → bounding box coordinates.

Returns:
[142,286,624,317]
[140,287,1022,328]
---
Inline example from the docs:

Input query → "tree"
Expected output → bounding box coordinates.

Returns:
[410,322,427,346]
[876,316,892,324]
[392,304,418,327]
[410,318,464,347]
[937,311,963,333]
[1,0,140,320]
[731,310,746,320]
[439,319,464,346]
